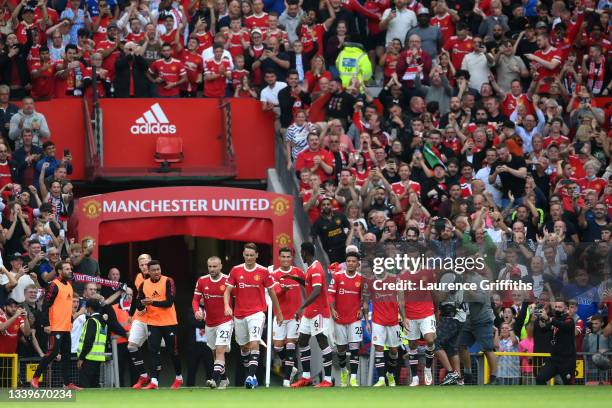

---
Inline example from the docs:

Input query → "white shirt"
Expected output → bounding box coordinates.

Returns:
[461,52,493,92]
[382,8,417,46]
[474,166,503,207]
[71,314,87,354]
[7,272,35,303]
[201,47,234,69]
[259,81,288,105]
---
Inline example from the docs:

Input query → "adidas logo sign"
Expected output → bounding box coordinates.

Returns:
[130,103,177,135]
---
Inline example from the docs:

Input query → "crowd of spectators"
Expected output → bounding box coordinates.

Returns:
[0,0,611,387]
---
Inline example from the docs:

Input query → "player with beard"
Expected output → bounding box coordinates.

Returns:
[291,242,334,388]
[31,261,81,390]
[193,256,232,389]
[135,260,183,389]
[146,43,187,98]
[129,253,153,389]
[271,247,305,387]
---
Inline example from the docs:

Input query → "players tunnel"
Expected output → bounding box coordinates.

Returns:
[68,186,293,385]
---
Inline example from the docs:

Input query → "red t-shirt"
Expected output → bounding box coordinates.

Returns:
[96,40,120,80]
[295,148,334,183]
[225,30,250,59]
[532,47,561,87]
[576,177,606,196]
[52,60,85,98]
[126,31,146,44]
[148,58,186,97]
[300,24,326,55]
[543,134,570,149]
[231,68,249,91]
[193,31,214,54]
[244,13,269,30]
[502,93,533,117]
[272,266,305,319]
[193,274,232,327]
[303,260,330,319]
[29,60,55,100]
[431,13,454,43]
[329,271,362,324]
[391,180,421,210]
[15,21,42,45]
[160,29,178,50]
[83,66,109,98]
[444,35,473,69]
[0,310,23,354]
[227,263,276,318]
[93,15,111,44]
[370,274,399,326]
[204,58,231,97]
[0,162,12,187]
[179,49,203,88]
[400,269,435,319]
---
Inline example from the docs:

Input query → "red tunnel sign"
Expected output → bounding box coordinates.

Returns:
[71,187,293,266]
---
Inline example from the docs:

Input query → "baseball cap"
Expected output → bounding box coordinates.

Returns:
[251,28,263,36]
[5,298,20,306]
[535,21,548,29]
[10,252,24,262]
[23,6,35,13]
[418,7,430,15]
[108,22,119,30]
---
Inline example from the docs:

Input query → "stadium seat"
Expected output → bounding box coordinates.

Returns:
[154,136,184,172]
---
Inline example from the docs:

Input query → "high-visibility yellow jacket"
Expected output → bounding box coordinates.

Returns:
[335,42,372,88]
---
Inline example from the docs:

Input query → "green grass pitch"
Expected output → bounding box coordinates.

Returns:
[4,386,610,408]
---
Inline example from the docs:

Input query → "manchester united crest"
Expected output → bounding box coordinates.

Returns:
[219,285,226,292]
[254,275,261,281]
[82,199,102,219]
[271,197,290,216]
[355,281,361,288]
[275,233,292,247]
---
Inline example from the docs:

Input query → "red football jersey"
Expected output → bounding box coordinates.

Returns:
[231,68,249,91]
[225,30,250,59]
[295,148,335,183]
[431,13,454,43]
[193,31,214,54]
[193,274,233,327]
[300,24,325,55]
[227,263,276,318]
[96,40,120,80]
[148,58,186,97]
[370,274,399,326]
[272,266,305,319]
[532,47,561,83]
[83,67,109,98]
[0,310,23,353]
[501,93,533,117]
[30,60,55,100]
[444,35,473,70]
[204,58,231,97]
[543,134,570,149]
[400,269,435,319]
[15,21,42,45]
[263,29,288,47]
[329,271,362,324]
[303,260,330,319]
[160,28,178,48]
[52,60,85,98]
[179,49,203,87]
[391,180,421,211]
[245,13,269,30]
[576,177,606,196]
[126,31,146,44]
[93,15,111,44]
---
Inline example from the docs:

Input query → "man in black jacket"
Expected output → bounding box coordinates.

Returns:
[278,70,311,130]
[535,301,577,385]
[113,43,151,98]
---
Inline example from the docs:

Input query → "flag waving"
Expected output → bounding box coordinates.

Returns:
[423,143,447,170]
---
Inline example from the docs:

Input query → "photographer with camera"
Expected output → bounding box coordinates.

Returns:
[534,300,577,385]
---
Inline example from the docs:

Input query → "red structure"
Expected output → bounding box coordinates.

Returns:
[71,187,293,266]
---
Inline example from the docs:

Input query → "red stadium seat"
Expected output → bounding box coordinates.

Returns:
[154,136,184,171]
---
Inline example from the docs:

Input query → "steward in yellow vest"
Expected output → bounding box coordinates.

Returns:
[77,299,108,388]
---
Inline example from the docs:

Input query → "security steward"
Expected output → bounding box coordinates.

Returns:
[77,298,108,388]
[335,42,372,89]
